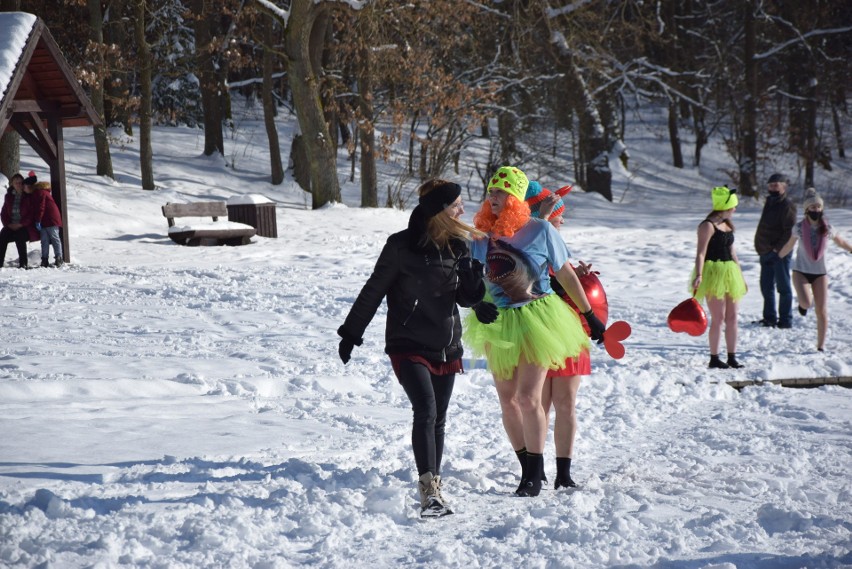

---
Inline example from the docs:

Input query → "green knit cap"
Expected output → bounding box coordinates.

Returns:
[711,186,738,211]
[488,166,529,202]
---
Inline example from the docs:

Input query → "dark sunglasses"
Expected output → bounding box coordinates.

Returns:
[725,187,737,204]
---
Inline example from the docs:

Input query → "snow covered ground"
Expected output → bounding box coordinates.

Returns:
[1,107,851,568]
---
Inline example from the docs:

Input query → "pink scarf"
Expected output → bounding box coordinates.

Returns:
[800,219,827,262]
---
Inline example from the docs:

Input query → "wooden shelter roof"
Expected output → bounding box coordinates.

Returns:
[0,13,101,134]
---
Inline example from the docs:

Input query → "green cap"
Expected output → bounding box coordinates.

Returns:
[711,186,738,211]
[488,166,529,202]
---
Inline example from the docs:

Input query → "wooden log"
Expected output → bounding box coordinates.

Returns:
[726,376,852,390]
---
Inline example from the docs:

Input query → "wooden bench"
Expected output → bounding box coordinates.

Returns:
[162,201,256,246]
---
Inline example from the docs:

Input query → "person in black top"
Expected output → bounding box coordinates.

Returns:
[337,179,493,518]
[692,186,748,369]
[753,173,797,328]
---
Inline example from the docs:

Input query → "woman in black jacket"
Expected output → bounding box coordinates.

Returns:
[337,179,493,518]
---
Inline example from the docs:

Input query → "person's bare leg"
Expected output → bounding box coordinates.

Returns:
[493,374,524,451]
[812,275,829,350]
[541,377,553,427]
[706,296,726,367]
[724,297,739,354]
[551,376,581,457]
[793,271,813,312]
[515,359,548,454]
[512,358,548,496]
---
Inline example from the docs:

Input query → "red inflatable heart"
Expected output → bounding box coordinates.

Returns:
[667,298,707,336]
[563,272,609,335]
[603,320,631,359]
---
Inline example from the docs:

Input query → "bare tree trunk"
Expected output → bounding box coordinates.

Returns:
[565,58,612,201]
[0,0,22,178]
[104,0,132,134]
[262,16,284,185]
[357,46,377,207]
[804,78,817,186]
[692,103,708,167]
[668,102,684,169]
[283,0,341,207]
[193,0,225,157]
[135,0,153,189]
[0,133,19,180]
[740,0,757,197]
[831,87,846,159]
[497,108,517,167]
[88,0,115,179]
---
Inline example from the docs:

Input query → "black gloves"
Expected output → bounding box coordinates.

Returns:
[457,257,486,290]
[338,339,354,364]
[583,309,606,343]
[337,326,363,365]
[472,301,499,324]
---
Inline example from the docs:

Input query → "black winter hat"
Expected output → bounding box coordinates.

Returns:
[767,173,788,184]
[22,170,37,186]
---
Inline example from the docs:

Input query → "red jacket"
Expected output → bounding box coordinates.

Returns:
[30,188,63,228]
[1,190,35,228]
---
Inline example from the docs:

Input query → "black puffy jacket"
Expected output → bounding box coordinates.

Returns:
[338,208,484,362]
[754,193,796,255]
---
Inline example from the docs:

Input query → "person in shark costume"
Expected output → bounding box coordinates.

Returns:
[464,166,605,497]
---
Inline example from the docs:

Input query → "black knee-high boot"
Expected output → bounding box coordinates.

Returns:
[554,457,577,489]
[516,452,544,497]
[514,447,527,493]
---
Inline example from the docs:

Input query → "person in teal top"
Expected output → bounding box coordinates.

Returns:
[464,166,605,497]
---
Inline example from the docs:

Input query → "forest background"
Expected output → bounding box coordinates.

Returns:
[0,0,850,208]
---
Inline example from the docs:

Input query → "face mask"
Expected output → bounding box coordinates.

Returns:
[806,210,822,221]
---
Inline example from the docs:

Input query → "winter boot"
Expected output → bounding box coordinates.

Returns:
[554,457,577,490]
[432,475,453,513]
[418,472,452,518]
[708,354,729,369]
[54,257,64,267]
[726,353,744,369]
[41,257,49,268]
[515,447,528,494]
[516,452,544,497]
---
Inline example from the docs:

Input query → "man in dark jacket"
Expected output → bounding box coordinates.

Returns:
[754,173,797,328]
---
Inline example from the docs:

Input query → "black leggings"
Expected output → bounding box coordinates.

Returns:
[395,359,455,477]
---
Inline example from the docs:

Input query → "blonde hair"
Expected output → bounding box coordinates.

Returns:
[418,179,483,250]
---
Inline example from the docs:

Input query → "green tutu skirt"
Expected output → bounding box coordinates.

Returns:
[691,260,747,301]
[463,294,591,380]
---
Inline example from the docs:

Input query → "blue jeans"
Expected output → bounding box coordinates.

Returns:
[40,226,63,260]
[759,251,793,326]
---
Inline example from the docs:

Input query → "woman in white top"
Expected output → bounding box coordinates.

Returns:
[778,188,852,351]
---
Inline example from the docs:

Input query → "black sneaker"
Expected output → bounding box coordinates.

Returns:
[777,322,792,329]
[727,357,744,369]
[709,356,730,369]
[758,319,776,328]
[798,306,807,316]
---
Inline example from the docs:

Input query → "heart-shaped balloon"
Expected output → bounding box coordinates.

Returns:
[563,272,609,335]
[603,320,631,359]
[667,298,707,336]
